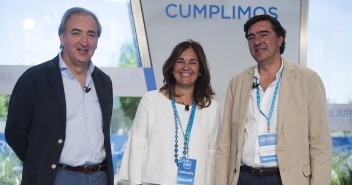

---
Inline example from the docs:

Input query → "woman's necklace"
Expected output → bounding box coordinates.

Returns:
[171,96,196,166]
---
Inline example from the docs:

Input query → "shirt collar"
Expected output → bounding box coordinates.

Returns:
[58,52,95,79]
[254,58,284,82]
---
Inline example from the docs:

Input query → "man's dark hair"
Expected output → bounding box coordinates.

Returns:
[244,14,286,54]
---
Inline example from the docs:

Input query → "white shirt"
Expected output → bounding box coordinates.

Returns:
[118,90,221,185]
[58,53,105,166]
[241,61,284,168]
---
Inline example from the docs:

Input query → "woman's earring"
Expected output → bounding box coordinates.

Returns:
[199,73,201,76]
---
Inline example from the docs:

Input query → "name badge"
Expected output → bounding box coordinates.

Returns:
[177,157,197,185]
[258,134,278,163]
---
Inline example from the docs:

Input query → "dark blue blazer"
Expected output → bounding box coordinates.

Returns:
[5,55,114,185]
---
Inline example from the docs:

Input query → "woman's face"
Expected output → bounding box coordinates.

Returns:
[172,47,200,89]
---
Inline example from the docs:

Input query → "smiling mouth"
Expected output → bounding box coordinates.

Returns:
[255,48,266,52]
[180,72,192,77]
[77,48,88,53]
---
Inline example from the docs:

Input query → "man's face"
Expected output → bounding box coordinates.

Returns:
[247,20,283,64]
[60,14,98,67]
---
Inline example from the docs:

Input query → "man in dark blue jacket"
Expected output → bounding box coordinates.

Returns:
[5,7,114,185]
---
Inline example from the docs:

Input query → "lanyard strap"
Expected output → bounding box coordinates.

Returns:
[171,97,196,165]
[256,68,283,133]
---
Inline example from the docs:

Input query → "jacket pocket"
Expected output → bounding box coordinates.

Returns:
[302,163,311,177]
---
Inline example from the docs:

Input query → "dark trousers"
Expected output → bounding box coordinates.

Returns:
[238,171,282,185]
[53,168,107,185]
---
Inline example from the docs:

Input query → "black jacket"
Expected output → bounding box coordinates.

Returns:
[5,55,114,185]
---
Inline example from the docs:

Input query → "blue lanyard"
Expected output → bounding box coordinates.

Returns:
[256,68,283,133]
[171,97,196,165]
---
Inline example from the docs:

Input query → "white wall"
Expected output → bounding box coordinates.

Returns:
[140,0,302,113]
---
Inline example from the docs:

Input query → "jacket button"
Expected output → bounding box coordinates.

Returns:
[58,139,63,144]
[52,164,57,169]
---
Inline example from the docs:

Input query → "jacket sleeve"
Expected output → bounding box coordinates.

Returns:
[5,71,36,161]
[215,77,236,185]
[308,73,332,185]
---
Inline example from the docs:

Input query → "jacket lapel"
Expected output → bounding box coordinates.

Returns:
[277,61,295,134]
[237,67,255,151]
[92,69,109,132]
[47,55,66,124]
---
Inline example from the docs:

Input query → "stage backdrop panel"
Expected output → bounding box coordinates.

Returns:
[140,0,302,113]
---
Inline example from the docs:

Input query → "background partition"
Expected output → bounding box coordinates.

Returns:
[0,0,154,184]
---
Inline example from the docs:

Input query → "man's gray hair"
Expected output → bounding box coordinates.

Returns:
[58,7,102,49]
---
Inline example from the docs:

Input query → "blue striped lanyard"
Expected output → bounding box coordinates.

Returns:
[256,68,283,133]
[171,97,196,165]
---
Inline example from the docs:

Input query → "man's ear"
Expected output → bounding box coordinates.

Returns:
[59,34,65,47]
